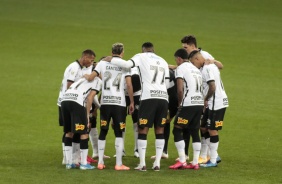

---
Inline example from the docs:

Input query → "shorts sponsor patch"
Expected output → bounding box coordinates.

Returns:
[120,122,126,130]
[139,118,148,125]
[215,121,223,128]
[161,118,166,125]
[101,120,107,126]
[177,117,188,125]
[75,124,85,131]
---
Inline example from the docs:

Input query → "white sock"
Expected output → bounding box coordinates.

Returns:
[154,139,165,167]
[192,142,201,165]
[200,137,208,159]
[72,143,80,164]
[65,145,72,165]
[133,123,138,151]
[115,137,123,166]
[122,130,126,152]
[98,140,106,164]
[137,139,147,167]
[206,137,211,157]
[80,149,88,165]
[62,143,66,162]
[175,140,186,163]
[209,142,219,164]
[89,128,98,157]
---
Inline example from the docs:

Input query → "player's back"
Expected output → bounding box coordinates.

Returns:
[131,52,169,101]
[94,60,129,107]
[57,61,83,106]
[202,64,228,110]
[63,78,101,106]
[177,62,203,106]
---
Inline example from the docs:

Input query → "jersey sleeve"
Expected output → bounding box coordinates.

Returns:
[130,54,142,67]
[202,65,215,83]
[175,65,184,79]
[91,77,102,92]
[67,64,79,82]
[93,62,102,76]
[201,51,215,60]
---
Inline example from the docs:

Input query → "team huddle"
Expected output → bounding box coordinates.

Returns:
[57,35,229,171]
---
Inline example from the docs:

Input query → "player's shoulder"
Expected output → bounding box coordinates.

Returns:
[200,50,214,60]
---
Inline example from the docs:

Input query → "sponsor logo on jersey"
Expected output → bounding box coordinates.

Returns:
[120,122,126,130]
[161,118,166,125]
[177,117,188,125]
[101,120,107,126]
[75,124,85,131]
[139,118,148,125]
[223,98,228,106]
[191,96,203,100]
[150,90,167,98]
[215,121,223,128]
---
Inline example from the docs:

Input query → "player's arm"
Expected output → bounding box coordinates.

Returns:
[204,59,223,69]
[168,65,177,70]
[93,95,100,108]
[86,90,97,129]
[204,81,216,106]
[176,78,184,107]
[66,80,74,89]
[84,70,98,82]
[125,76,134,115]
[111,57,134,68]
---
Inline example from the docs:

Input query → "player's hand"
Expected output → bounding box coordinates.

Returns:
[87,122,92,132]
[129,103,134,115]
[102,56,112,62]
[84,74,90,80]
[204,59,215,65]
[204,100,208,108]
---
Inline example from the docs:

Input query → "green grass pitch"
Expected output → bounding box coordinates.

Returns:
[0,0,281,183]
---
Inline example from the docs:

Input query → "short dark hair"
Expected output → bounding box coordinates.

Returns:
[181,35,197,47]
[174,48,188,59]
[82,49,96,57]
[188,50,200,59]
[112,43,124,55]
[142,42,154,49]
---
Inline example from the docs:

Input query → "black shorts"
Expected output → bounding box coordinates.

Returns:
[126,95,140,123]
[58,106,64,126]
[100,105,126,131]
[202,108,226,130]
[174,106,203,129]
[138,99,168,128]
[168,96,178,120]
[61,101,88,134]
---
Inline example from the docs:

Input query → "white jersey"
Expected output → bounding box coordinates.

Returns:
[201,64,228,110]
[57,61,83,106]
[125,67,141,96]
[131,52,169,101]
[82,65,93,75]
[175,62,204,107]
[94,59,130,107]
[62,78,102,106]
[200,50,214,60]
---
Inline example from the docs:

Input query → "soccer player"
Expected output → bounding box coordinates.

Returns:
[61,77,101,170]
[169,49,204,170]
[181,35,223,163]
[189,50,229,167]
[82,61,110,161]
[150,68,178,160]
[106,42,170,171]
[125,67,142,158]
[57,49,95,165]
[84,43,134,171]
